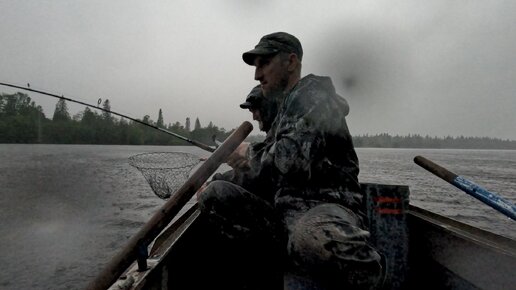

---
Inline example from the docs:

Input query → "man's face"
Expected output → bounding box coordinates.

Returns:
[250,108,265,131]
[253,54,289,97]
[249,102,277,133]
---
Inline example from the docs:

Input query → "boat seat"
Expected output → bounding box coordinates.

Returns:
[363,182,410,290]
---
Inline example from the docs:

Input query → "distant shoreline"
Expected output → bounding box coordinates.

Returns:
[246,134,516,150]
[2,92,515,150]
[2,142,515,151]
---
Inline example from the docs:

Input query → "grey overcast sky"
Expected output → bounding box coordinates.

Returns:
[1,1,515,139]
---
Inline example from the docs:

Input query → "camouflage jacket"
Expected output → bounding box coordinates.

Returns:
[211,132,275,201]
[215,74,363,214]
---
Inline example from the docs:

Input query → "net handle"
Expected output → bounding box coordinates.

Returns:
[86,121,253,290]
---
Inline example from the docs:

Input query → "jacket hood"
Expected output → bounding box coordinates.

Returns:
[302,74,350,116]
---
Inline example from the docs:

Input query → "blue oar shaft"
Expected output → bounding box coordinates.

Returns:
[414,155,516,220]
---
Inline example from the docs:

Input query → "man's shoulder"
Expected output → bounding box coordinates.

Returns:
[284,74,336,108]
[282,74,350,118]
[290,74,336,98]
[297,74,334,90]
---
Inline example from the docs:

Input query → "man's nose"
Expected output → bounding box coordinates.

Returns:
[254,67,262,81]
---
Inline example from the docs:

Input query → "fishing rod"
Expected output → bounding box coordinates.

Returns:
[0,81,215,152]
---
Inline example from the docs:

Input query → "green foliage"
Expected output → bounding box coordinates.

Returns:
[0,92,234,146]
[185,117,191,132]
[1,91,516,150]
[194,117,201,130]
[157,109,164,128]
[0,93,46,143]
[52,99,71,122]
[191,120,228,145]
[101,99,113,123]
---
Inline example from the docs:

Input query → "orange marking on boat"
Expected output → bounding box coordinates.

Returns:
[374,197,401,203]
[375,208,403,215]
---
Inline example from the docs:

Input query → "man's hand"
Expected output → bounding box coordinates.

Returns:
[226,142,250,169]
[228,158,250,170]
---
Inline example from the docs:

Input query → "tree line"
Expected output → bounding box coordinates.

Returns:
[0,92,231,146]
[353,133,516,150]
[1,92,516,149]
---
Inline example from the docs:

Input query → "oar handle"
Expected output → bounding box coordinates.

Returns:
[414,155,516,221]
[85,121,253,290]
[414,156,457,183]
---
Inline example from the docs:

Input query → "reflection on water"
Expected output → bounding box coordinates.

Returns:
[0,145,514,290]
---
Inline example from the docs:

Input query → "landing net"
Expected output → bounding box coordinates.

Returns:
[129,152,201,199]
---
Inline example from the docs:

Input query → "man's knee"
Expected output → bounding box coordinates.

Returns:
[287,203,382,288]
[198,180,238,210]
[288,203,369,259]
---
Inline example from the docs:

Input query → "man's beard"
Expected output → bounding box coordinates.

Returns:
[258,121,265,132]
[263,71,289,98]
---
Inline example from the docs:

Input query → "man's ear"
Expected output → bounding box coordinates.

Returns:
[287,53,299,72]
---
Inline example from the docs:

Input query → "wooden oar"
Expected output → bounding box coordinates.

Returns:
[414,155,516,220]
[85,121,253,290]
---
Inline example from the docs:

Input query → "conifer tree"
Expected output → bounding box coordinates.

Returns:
[185,117,191,132]
[102,99,112,122]
[157,109,164,128]
[194,117,201,130]
[52,99,70,121]
[81,107,96,123]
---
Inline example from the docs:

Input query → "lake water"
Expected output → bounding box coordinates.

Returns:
[0,144,514,290]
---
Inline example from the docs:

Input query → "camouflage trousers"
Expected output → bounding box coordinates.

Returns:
[198,180,383,289]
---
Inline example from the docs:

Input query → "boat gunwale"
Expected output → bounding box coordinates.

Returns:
[108,204,201,290]
[408,204,516,256]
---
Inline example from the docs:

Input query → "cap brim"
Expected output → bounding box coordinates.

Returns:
[242,47,279,65]
[240,101,252,109]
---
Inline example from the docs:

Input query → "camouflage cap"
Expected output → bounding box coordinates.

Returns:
[240,85,263,109]
[242,32,303,65]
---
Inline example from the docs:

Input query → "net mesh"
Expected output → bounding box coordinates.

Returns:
[129,152,201,199]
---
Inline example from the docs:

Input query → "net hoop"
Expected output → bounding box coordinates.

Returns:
[129,152,201,199]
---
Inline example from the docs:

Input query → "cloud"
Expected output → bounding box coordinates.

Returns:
[1,1,515,139]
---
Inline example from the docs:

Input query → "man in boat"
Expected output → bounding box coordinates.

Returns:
[206,85,278,189]
[198,32,382,289]
[241,84,277,133]
[225,84,278,170]
[195,86,282,289]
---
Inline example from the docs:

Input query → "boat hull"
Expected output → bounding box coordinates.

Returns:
[108,183,516,290]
